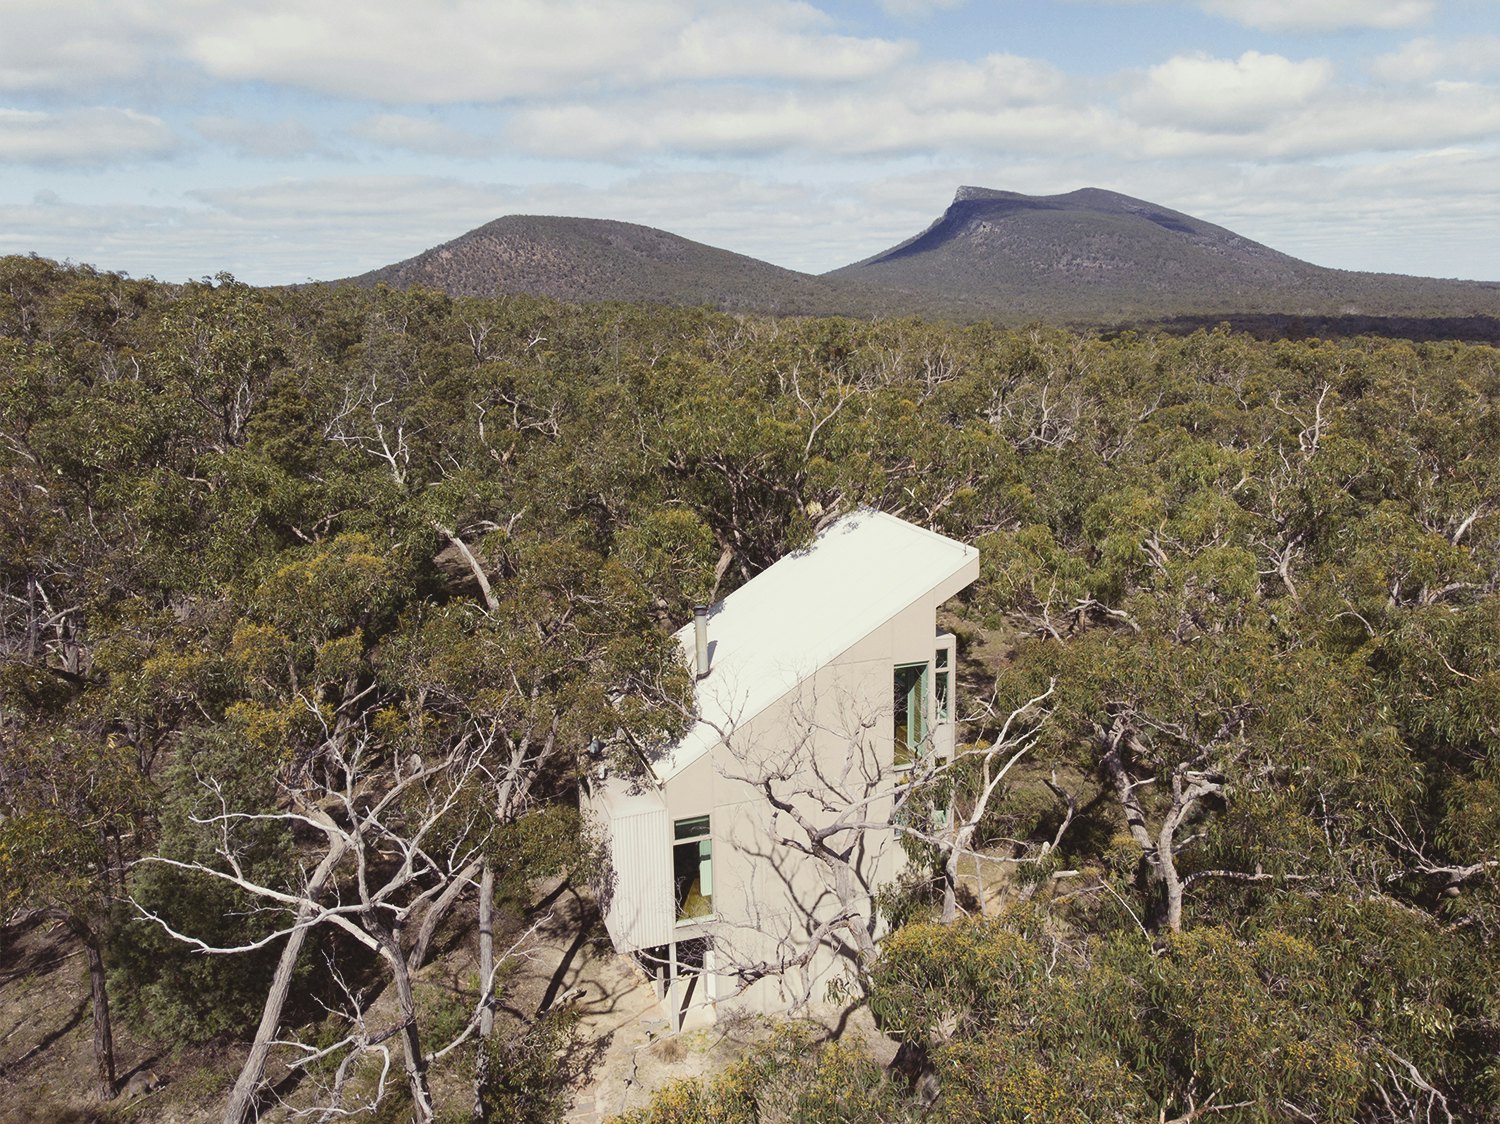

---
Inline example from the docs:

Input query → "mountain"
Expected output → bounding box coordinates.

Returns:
[335,188,1500,331]
[345,214,861,315]
[827,186,1500,322]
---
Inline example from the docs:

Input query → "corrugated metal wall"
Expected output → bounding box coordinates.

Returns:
[602,801,673,952]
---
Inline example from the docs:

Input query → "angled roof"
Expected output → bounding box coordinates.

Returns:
[653,509,979,781]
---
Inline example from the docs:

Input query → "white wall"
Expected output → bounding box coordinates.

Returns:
[597,537,979,1023]
[667,594,958,1018]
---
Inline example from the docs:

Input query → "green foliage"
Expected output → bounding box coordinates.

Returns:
[0,728,144,929]
[110,729,296,1043]
[874,866,942,932]
[614,506,718,614]
[4,258,1499,1118]
[414,980,473,1058]
[615,1025,914,1124]
[487,804,600,900]
[871,918,1368,1120]
[476,1011,584,1124]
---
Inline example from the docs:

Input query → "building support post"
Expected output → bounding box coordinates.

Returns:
[669,936,680,1034]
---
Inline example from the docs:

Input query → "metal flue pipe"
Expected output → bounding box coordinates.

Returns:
[693,605,710,679]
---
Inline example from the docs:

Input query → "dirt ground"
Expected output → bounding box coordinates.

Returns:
[0,915,238,1123]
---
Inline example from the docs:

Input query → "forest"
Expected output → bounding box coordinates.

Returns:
[0,253,1496,1122]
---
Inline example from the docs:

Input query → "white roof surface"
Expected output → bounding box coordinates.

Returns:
[653,509,978,781]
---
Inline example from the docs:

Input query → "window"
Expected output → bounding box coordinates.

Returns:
[893,662,929,769]
[935,647,952,724]
[673,815,713,921]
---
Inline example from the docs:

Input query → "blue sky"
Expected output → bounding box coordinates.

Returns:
[2,0,1498,285]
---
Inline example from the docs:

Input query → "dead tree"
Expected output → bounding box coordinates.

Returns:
[712,687,893,1009]
[136,723,514,1123]
[265,914,550,1124]
[1096,706,1239,933]
[709,680,1055,1005]
[896,681,1056,923]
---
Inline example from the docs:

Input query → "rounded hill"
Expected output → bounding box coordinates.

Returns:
[345,214,854,315]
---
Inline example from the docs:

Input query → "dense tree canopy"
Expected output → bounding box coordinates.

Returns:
[1,255,1496,1121]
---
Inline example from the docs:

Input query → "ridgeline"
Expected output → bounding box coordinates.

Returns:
[338,186,1500,340]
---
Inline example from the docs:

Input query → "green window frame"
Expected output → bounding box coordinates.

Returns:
[673,815,713,921]
[935,646,952,724]
[894,661,930,769]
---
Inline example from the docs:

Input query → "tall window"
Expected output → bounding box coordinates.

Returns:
[935,646,952,724]
[894,662,929,769]
[673,815,713,921]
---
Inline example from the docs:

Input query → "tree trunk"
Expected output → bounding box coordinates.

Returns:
[471,860,495,1122]
[222,837,347,1124]
[385,941,434,1123]
[939,848,960,925]
[1159,819,1185,933]
[1156,769,1219,934]
[1099,720,1173,929]
[408,858,481,972]
[433,522,500,613]
[832,860,878,964]
[938,815,980,926]
[477,861,495,1040]
[81,928,116,1101]
[973,854,987,919]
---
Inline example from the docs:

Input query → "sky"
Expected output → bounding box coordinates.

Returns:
[2,0,1499,285]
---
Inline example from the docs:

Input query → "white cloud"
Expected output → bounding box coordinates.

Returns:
[1128,51,1333,132]
[350,115,492,157]
[1196,0,1433,32]
[1371,36,1500,82]
[1140,153,1500,279]
[901,53,1070,109]
[0,0,912,105]
[179,0,909,103]
[191,176,521,226]
[183,173,880,276]
[183,1,677,102]
[19,171,876,281]
[1249,85,1500,158]
[0,2,155,91]
[500,43,1500,168]
[506,55,1088,159]
[0,107,177,165]
[1115,79,1500,160]
[195,116,326,159]
[878,0,965,15]
[0,0,1496,286]
[659,7,912,83]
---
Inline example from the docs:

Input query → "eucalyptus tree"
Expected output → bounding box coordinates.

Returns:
[129,529,690,1122]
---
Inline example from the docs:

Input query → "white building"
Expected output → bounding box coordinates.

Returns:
[582,509,979,1028]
